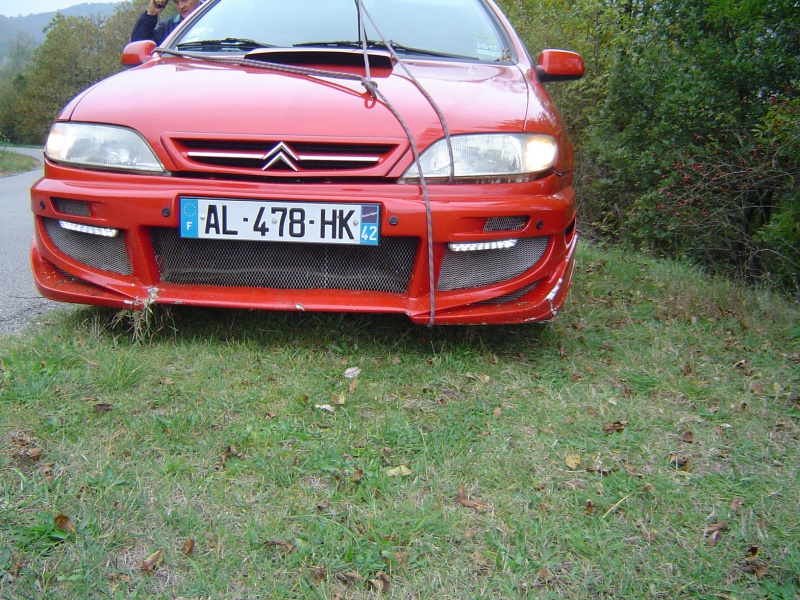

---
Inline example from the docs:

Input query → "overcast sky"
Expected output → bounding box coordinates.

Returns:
[0,0,126,17]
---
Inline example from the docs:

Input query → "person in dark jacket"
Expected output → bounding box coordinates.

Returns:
[131,0,201,45]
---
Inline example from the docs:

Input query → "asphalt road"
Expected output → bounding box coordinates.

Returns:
[0,148,65,336]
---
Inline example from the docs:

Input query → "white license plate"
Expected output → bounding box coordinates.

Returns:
[180,198,380,245]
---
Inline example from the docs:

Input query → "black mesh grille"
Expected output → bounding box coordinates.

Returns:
[53,198,91,217]
[151,228,418,293]
[437,236,549,291]
[43,218,131,275]
[484,216,529,232]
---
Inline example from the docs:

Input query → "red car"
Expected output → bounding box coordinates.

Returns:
[30,0,583,325]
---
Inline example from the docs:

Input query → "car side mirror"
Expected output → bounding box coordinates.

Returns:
[121,40,157,66]
[535,49,584,83]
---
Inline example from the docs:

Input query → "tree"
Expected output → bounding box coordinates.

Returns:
[3,1,142,144]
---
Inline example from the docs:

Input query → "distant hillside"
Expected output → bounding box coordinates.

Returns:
[0,3,119,68]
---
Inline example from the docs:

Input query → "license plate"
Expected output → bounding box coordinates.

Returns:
[180,198,380,246]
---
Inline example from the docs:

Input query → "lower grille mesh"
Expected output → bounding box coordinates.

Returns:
[151,228,418,293]
[43,218,131,275]
[438,236,549,291]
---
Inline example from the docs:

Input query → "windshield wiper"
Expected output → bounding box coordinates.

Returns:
[176,38,274,52]
[293,40,459,59]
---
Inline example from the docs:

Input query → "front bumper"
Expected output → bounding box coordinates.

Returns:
[30,162,578,325]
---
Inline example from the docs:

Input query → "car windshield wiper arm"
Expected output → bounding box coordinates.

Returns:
[293,40,459,58]
[176,38,274,52]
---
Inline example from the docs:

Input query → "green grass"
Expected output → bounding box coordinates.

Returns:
[0,148,37,176]
[1,244,799,599]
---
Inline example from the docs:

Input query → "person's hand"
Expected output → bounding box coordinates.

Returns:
[147,0,169,16]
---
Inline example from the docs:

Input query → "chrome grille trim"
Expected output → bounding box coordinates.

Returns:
[188,151,380,164]
[172,138,398,175]
[43,218,131,275]
[438,236,549,291]
[151,228,418,293]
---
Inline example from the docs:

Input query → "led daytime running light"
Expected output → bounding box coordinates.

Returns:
[449,239,518,252]
[58,220,119,238]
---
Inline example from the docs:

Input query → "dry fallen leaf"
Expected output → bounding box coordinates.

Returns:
[465,373,491,383]
[385,465,413,477]
[344,367,361,379]
[668,453,690,470]
[262,540,295,555]
[469,550,491,575]
[704,522,726,546]
[54,514,77,534]
[181,538,195,556]
[94,403,113,414]
[312,564,327,582]
[141,549,163,575]
[640,529,659,542]
[744,546,759,561]
[584,500,595,515]
[220,445,243,466]
[565,450,581,470]
[315,404,336,414]
[12,445,43,467]
[332,392,346,406]
[704,523,726,535]
[10,555,22,578]
[336,572,365,585]
[493,407,502,419]
[603,420,627,434]
[348,380,359,394]
[730,497,745,512]
[680,430,695,444]
[707,530,723,547]
[456,486,490,512]
[368,571,391,592]
[586,466,617,476]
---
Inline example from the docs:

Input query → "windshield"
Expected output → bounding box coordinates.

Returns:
[174,0,511,62]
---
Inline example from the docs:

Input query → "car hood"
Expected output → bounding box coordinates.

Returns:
[64,55,559,152]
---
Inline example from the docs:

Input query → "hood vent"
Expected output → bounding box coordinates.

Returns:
[245,48,395,72]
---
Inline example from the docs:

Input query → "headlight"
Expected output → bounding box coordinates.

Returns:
[45,123,165,173]
[401,134,557,181]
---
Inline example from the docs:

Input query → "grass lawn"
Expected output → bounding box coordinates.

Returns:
[0,148,37,176]
[1,244,798,599]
